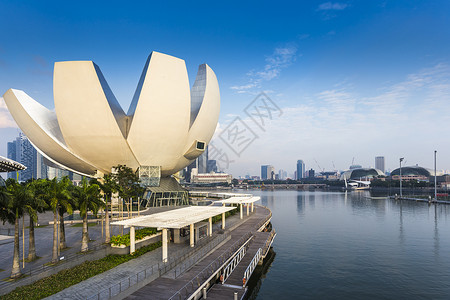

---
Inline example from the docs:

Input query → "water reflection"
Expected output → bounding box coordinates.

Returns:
[253,190,450,300]
[297,194,305,215]
[245,249,276,300]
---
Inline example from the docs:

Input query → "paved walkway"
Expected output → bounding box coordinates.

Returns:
[45,206,251,300]
[0,206,185,282]
[126,206,270,300]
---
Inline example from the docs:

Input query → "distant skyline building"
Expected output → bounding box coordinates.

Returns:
[296,160,305,180]
[197,147,208,173]
[7,132,47,181]
[207,159,218,173]
[375,156,385,173]
[261,165,275,180]
[278,169,287,180]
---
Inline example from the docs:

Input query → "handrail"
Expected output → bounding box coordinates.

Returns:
[261,229,276,257]
[86,232,230,300]
[243,248,261,287]
[0,242,108,294]
[168,232,253,300]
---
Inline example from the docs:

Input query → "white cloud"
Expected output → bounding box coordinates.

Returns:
[0,97,17,128]
[230,83,257,91]
[230,45,298,93]
[224,64,450,176]
[318,2,348,10]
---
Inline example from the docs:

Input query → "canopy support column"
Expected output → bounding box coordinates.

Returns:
[190,223,194,247]
[251,202,254,212]
[162,228,168,263]
[246,203,249,216]
[240,204,243,219]
[208,217,212,236]
[130,226,135,254]
[222,212,226,229]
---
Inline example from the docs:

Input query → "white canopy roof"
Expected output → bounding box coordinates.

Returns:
[111,206,236,229]
[216,196,261,204]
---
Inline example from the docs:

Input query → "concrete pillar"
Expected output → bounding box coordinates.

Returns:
[208,217,212,236]
[222,203,225,207]
[173,228,181,243]
[130,226,135,254]
[246,203,249,216]
[251,202,254,213]
[240,204,243,219]
[222,212,226,229]
[190,223,194,247]
[162,228,168,263]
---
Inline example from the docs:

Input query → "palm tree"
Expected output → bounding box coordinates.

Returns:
[47,177,72,263]
[27,179,48,261]
[2,179,33,278]
[74,178,102,252]
[91,174,117,243]
[58,183,77,250]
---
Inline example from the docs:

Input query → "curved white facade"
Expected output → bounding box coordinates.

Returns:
[3,51,220,177]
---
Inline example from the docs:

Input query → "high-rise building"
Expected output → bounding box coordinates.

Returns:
[207,160,218,173]
[278,169,287,180]
[375,156,385,173]
[296,160,305,180]
[7,132,47,181]
[197,146,208,173]
[261,165,275,180]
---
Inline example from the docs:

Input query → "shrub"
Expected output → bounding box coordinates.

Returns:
[110,227,158,246]
[3,241,162,300]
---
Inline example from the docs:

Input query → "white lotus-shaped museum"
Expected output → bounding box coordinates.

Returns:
[3,51,220,178]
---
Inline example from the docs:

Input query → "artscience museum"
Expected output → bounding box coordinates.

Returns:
[3,51,220,187]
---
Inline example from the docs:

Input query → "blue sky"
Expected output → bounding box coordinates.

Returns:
[1,0,450,177]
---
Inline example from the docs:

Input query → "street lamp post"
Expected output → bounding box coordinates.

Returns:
[434,150,437,202]
[399,158,404,198]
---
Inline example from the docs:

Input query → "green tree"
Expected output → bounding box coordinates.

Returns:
[91,174,117,243]
[3,179,34,278]
[26,179,48,261]
[47,177,72,263]
[113,165,143,218]
[74,178,102,252]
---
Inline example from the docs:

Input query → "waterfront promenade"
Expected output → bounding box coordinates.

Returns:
[45,205,272,300]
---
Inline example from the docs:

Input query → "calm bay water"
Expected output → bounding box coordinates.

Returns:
[248,190,450,300]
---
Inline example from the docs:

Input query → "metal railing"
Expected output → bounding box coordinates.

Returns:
[261,229,276,257]
[243,248,261,287]
[168,232,253,300]
[0,243,108,293]
[221,237,252,283]
[256,208,272,232]
[87,232,231,300]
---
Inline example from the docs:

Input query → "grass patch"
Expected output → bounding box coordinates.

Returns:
[71,222,97,228]
[2,241,162,300]
[0,268,4,272]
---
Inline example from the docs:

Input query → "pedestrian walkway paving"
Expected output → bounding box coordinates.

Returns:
[0,206,187,295]
[45,206,252,300]
[125,206,270,300]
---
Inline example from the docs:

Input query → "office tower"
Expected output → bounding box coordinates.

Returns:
[261,165,275,180]
[7,132,47,181]
[278,169,287,180]
[296,160,305,180]
[207,160,218,173]
[184,161,197,182]
[197,146,208,173]
[375,156,385,173]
